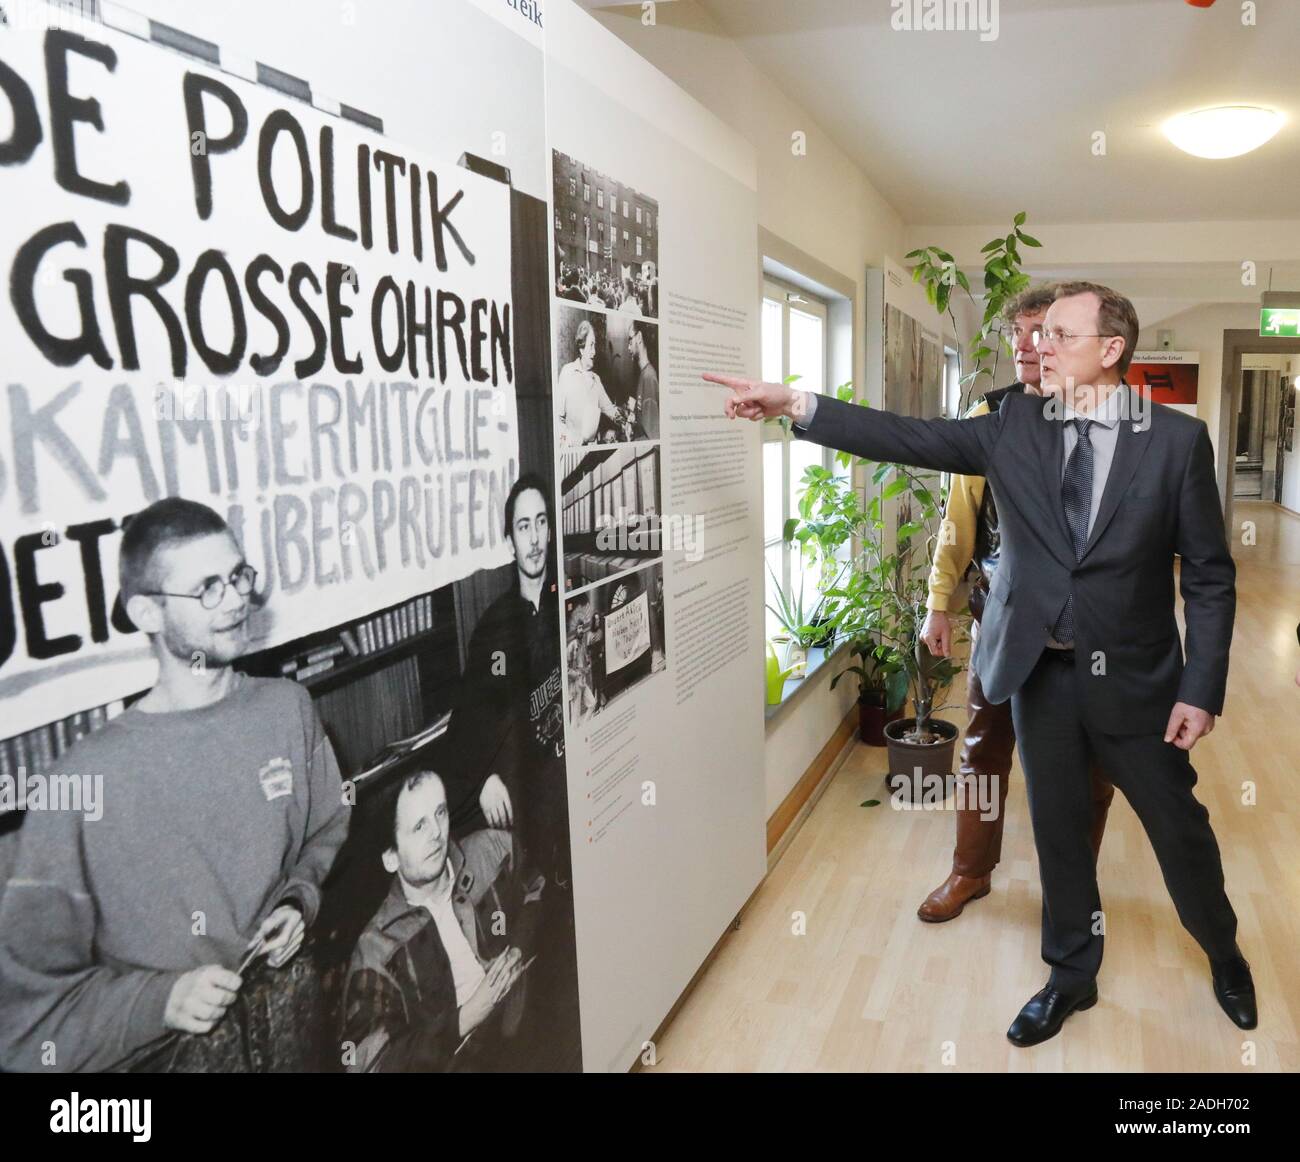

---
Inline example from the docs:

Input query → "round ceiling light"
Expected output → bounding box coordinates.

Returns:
[1161,105,1284,159]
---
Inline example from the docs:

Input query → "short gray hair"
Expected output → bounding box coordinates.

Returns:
[1001,283,1059,326]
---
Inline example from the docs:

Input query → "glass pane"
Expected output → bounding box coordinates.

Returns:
[789,307,824,395]
[763,441,784,542]
[762,298,783,383]
[788,438,822,516]
[764,541,786,640]
[798,546,822,617]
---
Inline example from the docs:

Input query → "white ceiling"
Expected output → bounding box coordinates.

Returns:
[672,0,1300,225]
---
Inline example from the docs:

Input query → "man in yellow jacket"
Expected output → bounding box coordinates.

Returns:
[916,285,1116,922]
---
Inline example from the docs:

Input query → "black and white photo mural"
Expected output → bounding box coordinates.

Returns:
[0,0,580,1073]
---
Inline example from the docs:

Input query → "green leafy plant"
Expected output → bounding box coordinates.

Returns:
[905,211,1042,415]
[790,384,965,743]
[764,546,842,651]
[838,638,908,715]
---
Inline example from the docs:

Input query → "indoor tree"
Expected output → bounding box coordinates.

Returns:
[905,211,1042,415]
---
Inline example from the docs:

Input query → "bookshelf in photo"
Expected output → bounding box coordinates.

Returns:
[0,587,459,798]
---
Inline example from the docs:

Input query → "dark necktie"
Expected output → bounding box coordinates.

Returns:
[1051,417,1094,645]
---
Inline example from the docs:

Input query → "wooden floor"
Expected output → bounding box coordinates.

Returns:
[646,500,1300,1072]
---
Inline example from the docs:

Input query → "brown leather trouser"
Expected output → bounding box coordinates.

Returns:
[951,590,1116,879]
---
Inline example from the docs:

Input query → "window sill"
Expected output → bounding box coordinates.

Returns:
[764,639,854,727]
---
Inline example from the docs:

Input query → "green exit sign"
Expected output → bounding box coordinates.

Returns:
[1260,307,1300,336]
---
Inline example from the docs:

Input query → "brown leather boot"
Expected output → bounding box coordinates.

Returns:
[923,661,1011,923]
[917,871,992,922]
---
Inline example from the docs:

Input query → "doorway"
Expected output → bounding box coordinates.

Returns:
[1234,363,1285,499]
[1216,331,1300,531]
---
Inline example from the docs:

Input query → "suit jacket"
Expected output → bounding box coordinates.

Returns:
[796,390,1235,733]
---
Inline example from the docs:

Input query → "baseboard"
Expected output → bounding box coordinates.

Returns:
[630,705,861,1072]
[766,706,859,858]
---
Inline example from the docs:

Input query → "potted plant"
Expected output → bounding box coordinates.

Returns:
[764,548,843,677]
[792,397,966,793]
[832,636,907,746]
[905,210,1042,417]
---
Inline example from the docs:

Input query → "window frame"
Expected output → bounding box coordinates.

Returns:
[761,277,840,639]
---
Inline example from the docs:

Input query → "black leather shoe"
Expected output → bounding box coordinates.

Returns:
[1006,983,1099,1047]
[1211,955,1257,1029]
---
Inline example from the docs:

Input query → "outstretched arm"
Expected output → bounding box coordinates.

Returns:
[701,375,1000,477]
[597,378,620,420]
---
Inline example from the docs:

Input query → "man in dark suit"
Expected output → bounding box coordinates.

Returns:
[916,285,1115,924]
[705,281,1256,1045]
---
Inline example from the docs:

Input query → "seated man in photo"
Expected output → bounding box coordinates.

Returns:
[0,498,349,1072]
[340,770,527,1072]
[443,475,571,895]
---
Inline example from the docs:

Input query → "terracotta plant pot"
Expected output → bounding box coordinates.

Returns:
[883,716,959,801]
[858,694,905,747]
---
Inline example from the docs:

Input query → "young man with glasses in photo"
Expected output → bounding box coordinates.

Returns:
[0,498,350,1072]
[704,281,1254,1046]
[916,285,1116,924]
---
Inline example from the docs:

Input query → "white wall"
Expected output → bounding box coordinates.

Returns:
[591,1,936,817]
[1135,302,1262,463]
[903,221,1300,268]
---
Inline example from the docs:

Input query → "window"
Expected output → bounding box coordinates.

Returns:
[635,206,642,225]
[761,279,842,641]
[623,199,629,217]
[636,235,642,257]
[554,211,561,232]
[597,189,604,209]
[598,221,605,239]
[569,177,576,196]
[568,210,576,227]
[945,348,964,416]
[583,181,590,202]
[646,212,653,234]
[623,229,629,246]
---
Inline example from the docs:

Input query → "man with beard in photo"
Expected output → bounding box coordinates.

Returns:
[0,498,349,1072]
[446,474,570,897]
[438,473,583,1068]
